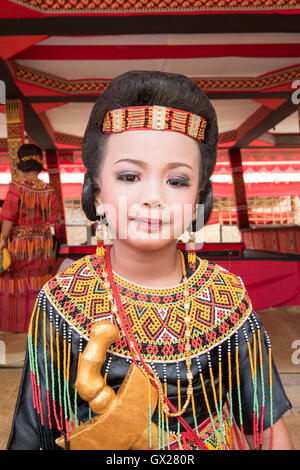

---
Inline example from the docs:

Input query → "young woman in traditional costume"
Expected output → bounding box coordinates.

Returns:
[0,144,59,332]
[6,72,293,450]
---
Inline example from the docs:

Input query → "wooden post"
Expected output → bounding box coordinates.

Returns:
[218,198,223,242]
[228,148,250,230]
[6,99,25,181]
[45,149,67,244]
[291,196,300,225]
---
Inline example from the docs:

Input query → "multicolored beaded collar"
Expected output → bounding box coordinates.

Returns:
[43,252,252,363]
[102,105,207,142]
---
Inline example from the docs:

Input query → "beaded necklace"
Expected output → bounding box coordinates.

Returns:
[105,245,193,414]
[98,245,210,450]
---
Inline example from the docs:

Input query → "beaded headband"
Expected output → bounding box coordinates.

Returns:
[102,105,206,141]
[20,155,43,164]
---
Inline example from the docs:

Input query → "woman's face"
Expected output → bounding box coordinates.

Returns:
[95,130,201,251]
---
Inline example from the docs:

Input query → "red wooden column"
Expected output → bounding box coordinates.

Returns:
[45,149,67,244]
[6,99,25,181]
[228,148,250,229]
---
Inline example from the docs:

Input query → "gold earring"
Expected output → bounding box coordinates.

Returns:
[187,231,196,271]
[96,217,105,261]
[96,213,113,257]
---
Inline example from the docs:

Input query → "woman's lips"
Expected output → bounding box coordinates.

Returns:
[130,217,168,231]
[135,218,163,225]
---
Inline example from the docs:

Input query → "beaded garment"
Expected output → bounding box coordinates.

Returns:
[1,177,58,265]
[44,254,252,361]
[0,177,59,332]
[7,251,291,450]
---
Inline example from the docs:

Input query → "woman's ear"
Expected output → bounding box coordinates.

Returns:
[94,188,104,217]
[192,190,202,221]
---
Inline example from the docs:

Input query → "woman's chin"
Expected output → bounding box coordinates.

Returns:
[119,235,176,252]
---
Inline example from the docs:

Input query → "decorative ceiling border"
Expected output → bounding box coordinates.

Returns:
[54,132,82,147]
[10,61,300,94]
[11,61,110,95]
[0,133,82,150]
[8,0,300,15]
[218,131,237,143]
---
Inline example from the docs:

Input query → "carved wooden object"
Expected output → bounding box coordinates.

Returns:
[56,321,171,450]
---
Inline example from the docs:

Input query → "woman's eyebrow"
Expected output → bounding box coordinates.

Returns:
[114,158,147,168]
[114,158,193,170]
[166,162,193,170]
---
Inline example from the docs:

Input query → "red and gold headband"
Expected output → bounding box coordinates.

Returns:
[21,155,43,164]
[102,105,206,141]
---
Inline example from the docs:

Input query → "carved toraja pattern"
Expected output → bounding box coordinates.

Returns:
[54,132,83,147]
[9,0,300,14]
[12,63,300,94]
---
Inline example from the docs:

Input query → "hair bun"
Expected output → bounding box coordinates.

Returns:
[200,180,213,226]
[191,180,213,232]
[17,144,44,173]
[81,172,98,221]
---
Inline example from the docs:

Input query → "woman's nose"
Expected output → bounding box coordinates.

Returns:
[140,178,163,208]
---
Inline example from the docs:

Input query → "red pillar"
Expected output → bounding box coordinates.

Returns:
[228,148,249,229]
[6,98,25,181]
[45,149,67,244]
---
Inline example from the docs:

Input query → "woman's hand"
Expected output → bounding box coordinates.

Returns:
[0,220,13,249]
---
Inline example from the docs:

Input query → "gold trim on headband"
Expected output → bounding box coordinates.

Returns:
[102,105,206,141]
[21,155,43,163]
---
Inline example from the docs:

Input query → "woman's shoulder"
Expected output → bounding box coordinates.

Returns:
[39,255,102,336]
[7,178,21,191]
[37,179,55,192]
[45,181,57,193]
[193,256,252,310]
[14,177,51,192]
[49,255,94,281]
[195,256,246,289]
[44,255,101,297]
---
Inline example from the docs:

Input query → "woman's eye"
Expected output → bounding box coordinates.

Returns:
[117,174,139,183]
[168,178,190,187]
[116,174,191,186]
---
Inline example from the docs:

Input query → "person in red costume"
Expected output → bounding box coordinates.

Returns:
[0,144,59,332]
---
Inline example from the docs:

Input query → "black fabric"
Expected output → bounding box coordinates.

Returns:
[6,253,292,450]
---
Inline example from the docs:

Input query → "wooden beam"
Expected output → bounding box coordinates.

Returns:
[24,91,293,103]
[220,145,300,149]
[0,14,300,36]
[228,148,250,230]
[250,132,300,146]
[232,98,298,148]
[45,149,67,245]
[0,60,56,149]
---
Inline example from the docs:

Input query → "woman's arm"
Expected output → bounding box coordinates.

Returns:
[7,290,66,450]
[245,417,294,450]
[0,183,19,250]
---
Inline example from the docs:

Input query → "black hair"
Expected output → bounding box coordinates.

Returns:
[17,143,44,173]
[81,70,218,228]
